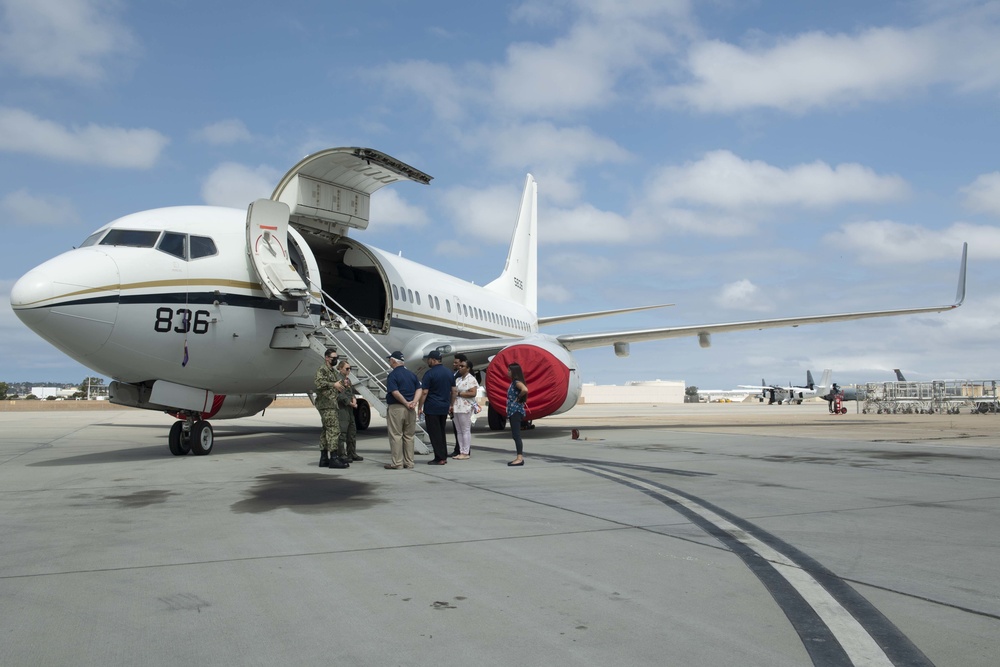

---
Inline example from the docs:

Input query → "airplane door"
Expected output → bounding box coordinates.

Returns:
[246,199,309,301]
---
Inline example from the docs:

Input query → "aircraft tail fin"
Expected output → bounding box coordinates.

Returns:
[485,174,537,314]
[818,369,832,392]
[894,369,906,381]
[806,370,815,389]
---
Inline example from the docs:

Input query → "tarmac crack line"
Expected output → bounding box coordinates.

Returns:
[0,526,638,580]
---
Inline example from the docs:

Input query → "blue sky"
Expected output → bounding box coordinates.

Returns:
[2,0,999,390]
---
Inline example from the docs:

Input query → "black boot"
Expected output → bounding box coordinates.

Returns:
[328,456,349,469]
[319,451,329,467]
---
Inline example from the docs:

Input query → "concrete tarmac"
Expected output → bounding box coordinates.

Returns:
[1,402,997,666]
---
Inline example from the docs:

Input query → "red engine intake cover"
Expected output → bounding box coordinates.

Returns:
[486,345,570,420]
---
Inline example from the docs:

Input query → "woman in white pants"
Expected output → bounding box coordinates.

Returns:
[451,361,480,459]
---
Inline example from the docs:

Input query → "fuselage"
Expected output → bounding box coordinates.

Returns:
[11,206,538,394]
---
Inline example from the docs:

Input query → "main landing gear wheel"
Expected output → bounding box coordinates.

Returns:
[189,420,214,455]
[354,400,371,431]
[168,421,191,456]
[487,405,507,431]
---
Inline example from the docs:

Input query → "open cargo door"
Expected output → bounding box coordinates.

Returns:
[270,147,432,240]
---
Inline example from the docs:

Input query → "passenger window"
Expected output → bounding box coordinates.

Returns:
[415,292,421,306]
[190,235,217,259]
[392,285,399,301]
[446,300,451,313]
[157,232,186,259]
[100,229,160,248]
[407,289,413,303]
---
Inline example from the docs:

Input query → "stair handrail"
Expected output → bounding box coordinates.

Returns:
[307,280,394,390]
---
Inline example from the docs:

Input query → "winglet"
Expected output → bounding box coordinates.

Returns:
[955,242,968,306]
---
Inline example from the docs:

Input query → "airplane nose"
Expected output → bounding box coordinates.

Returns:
[11,249,121,357]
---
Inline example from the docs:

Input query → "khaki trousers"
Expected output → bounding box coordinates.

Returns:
[386,403,415,468]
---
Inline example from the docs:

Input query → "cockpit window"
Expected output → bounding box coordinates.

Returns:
[100,229,160,248]
[190,235,217,259]
[80,231,105,247]
[157,232,186,259]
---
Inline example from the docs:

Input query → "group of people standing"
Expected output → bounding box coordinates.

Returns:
[314,348,528,468]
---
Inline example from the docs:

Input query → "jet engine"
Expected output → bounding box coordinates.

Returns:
[484,338,582,423]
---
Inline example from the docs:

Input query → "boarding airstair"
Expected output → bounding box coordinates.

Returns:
[303,284,431,454]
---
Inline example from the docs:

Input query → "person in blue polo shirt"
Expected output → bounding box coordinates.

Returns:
[418,350,456,464]
[384,351,422,469]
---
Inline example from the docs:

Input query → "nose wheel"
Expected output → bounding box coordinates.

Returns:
[168,418,214,456]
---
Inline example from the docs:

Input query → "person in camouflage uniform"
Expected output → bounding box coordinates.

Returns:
[315,349,349,469]
[336,359,362,462]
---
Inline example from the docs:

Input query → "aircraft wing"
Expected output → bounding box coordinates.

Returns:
[558,243,966,352]
[556,301,962,351]
[538,304,673,327]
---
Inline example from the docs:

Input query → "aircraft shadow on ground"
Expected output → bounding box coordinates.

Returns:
[28,429,319,466]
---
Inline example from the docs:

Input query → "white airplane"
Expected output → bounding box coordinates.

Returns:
[741,370,833,405]
[10,147,968,457]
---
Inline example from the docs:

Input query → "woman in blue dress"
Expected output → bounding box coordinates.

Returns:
[506,363,528,466]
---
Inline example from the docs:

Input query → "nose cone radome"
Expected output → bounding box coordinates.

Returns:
[11,250,120,357]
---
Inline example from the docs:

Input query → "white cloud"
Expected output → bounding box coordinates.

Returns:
[492,9,679,117]
[538,282,574,303]
[483,122,632,172]
[542,203,631,244]
[628,205,757,237]
[0,0,138,82]
[0,188,79,225]
[372,60,470,121]
[824,220,999,262]
[646,150,909,210]
[441,184,524,243]
[540,251,620,299]
[194,119,252,146]
[961,172,1000,217]
[376,2,690,121]
[0,107,168,168]
[657,8,1000,113]
[622,151,909,237]
[715,278,773,312]
[467,122,632,204]
[201,162,281,208]
[369,189,429,228]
